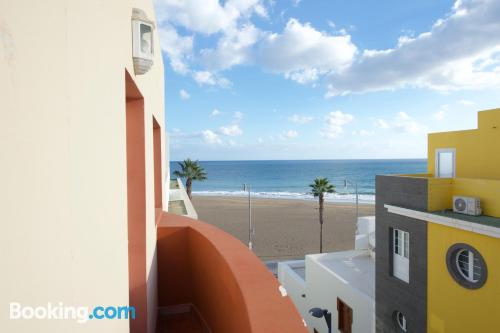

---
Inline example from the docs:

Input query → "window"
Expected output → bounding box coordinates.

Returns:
[337,298,353,333]
[393,311,407,332]
[456,249,480,282]
[446,243,487,289]
[393,229,409,283]
[140,23,153,55]
[436,148,455,178]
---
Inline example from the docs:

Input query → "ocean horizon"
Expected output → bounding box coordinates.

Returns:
[170,159,427,204]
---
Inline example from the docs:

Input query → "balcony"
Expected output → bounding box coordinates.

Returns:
[378,174,500,238]
[168,178,198,219]
[156,212,308,333]
[383,173,500,215]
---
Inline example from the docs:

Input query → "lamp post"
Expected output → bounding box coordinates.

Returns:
[344,178,359,234]
[243,184,254,250]
[309,307,332,333]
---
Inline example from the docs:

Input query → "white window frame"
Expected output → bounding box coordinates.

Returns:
[455,249,481,283]
[393,229,410,283]
[132,20,154,60]
[396,311,407,332]
[435,148,456,178]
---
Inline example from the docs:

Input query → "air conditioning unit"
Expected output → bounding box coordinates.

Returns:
[453,196,482,216]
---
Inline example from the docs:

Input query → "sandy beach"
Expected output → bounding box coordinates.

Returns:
[192,196,375,260]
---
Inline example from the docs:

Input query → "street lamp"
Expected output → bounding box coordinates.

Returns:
[309,307,332,333]
[344,178,359,234]
[242,184,254,250]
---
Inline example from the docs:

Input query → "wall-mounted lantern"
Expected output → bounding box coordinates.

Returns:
[132,8,155,75]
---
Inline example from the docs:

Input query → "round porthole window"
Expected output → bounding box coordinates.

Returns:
[446,243,487,289]
[393,311,407,332]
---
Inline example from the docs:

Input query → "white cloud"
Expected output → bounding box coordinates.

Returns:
[158,24,193,74]
[433,105,449,120]
[155,0,266,76]
[375,119,390,129]
[326,0,500,96]
[157,0,500,96]
[352,129,374,137]
[192,71,232,88]
[373,113,427,134]
[321,111,354,138]
[201,24,261,71]
[284,68,319,84]
[179,89,191,100]
[219,124,243,136]
[277,130,299,140]
[155,0,266,35]
[285,130,298,138]
[210,109,221,117]
[393,112,427,134]
[289,114,314,124]
[258,19,357,84]
[202,130,222,144]
[234,111,244,121]
[459,99,475,106]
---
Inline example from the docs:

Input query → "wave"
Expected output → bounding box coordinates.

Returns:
[192,190,375,203]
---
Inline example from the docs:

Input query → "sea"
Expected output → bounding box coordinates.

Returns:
[170,159,427,204]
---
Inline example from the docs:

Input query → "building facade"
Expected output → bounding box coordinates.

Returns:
[278,217,376,333]
[376,108,500,333]
[0,1,307,333]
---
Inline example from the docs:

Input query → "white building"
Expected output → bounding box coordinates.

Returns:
[278,217,376,333]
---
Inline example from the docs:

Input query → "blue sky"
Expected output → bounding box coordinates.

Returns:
[154,0,500,160]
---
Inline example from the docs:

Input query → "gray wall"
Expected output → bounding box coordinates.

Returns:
[375,175,428,333]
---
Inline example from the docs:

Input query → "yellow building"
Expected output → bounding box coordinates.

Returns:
[426,108,500,333]
[377,108,500,333]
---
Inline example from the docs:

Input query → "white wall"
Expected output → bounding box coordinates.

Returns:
[278,261,307,323]
[305,256,375,333]
[0,1,165,332]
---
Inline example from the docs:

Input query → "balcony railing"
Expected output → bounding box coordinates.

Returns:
[156,212,307,333]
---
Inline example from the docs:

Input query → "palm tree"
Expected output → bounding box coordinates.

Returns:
[309,177,336,253]
[173,159,207,199]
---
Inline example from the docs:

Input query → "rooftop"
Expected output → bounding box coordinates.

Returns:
[309,249,375,299]
[292,266,306,280]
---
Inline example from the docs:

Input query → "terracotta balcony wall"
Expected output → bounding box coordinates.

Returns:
[156,212,307,333]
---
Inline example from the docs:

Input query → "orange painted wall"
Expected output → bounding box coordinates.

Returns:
[152,117,162,210]
[157,213,308,333]
[126,72,148,333]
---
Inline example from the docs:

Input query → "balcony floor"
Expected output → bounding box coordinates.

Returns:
[156,310,206,333]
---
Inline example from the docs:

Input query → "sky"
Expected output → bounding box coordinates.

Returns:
[153,0,500,161]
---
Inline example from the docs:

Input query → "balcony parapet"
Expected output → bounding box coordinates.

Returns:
[156,212,307,333]
[167,178,198,219]
[380,174,500,217]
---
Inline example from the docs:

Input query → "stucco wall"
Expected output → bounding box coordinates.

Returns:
[426,109,500,332]
[375,176,428,333]
[0,1,165,332]
[428,109,500,179]
[427,223,500,333]
[305,254,375,333]
[277,261,308,328]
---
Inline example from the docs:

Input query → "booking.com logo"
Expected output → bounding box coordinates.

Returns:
[9,302,135,324]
